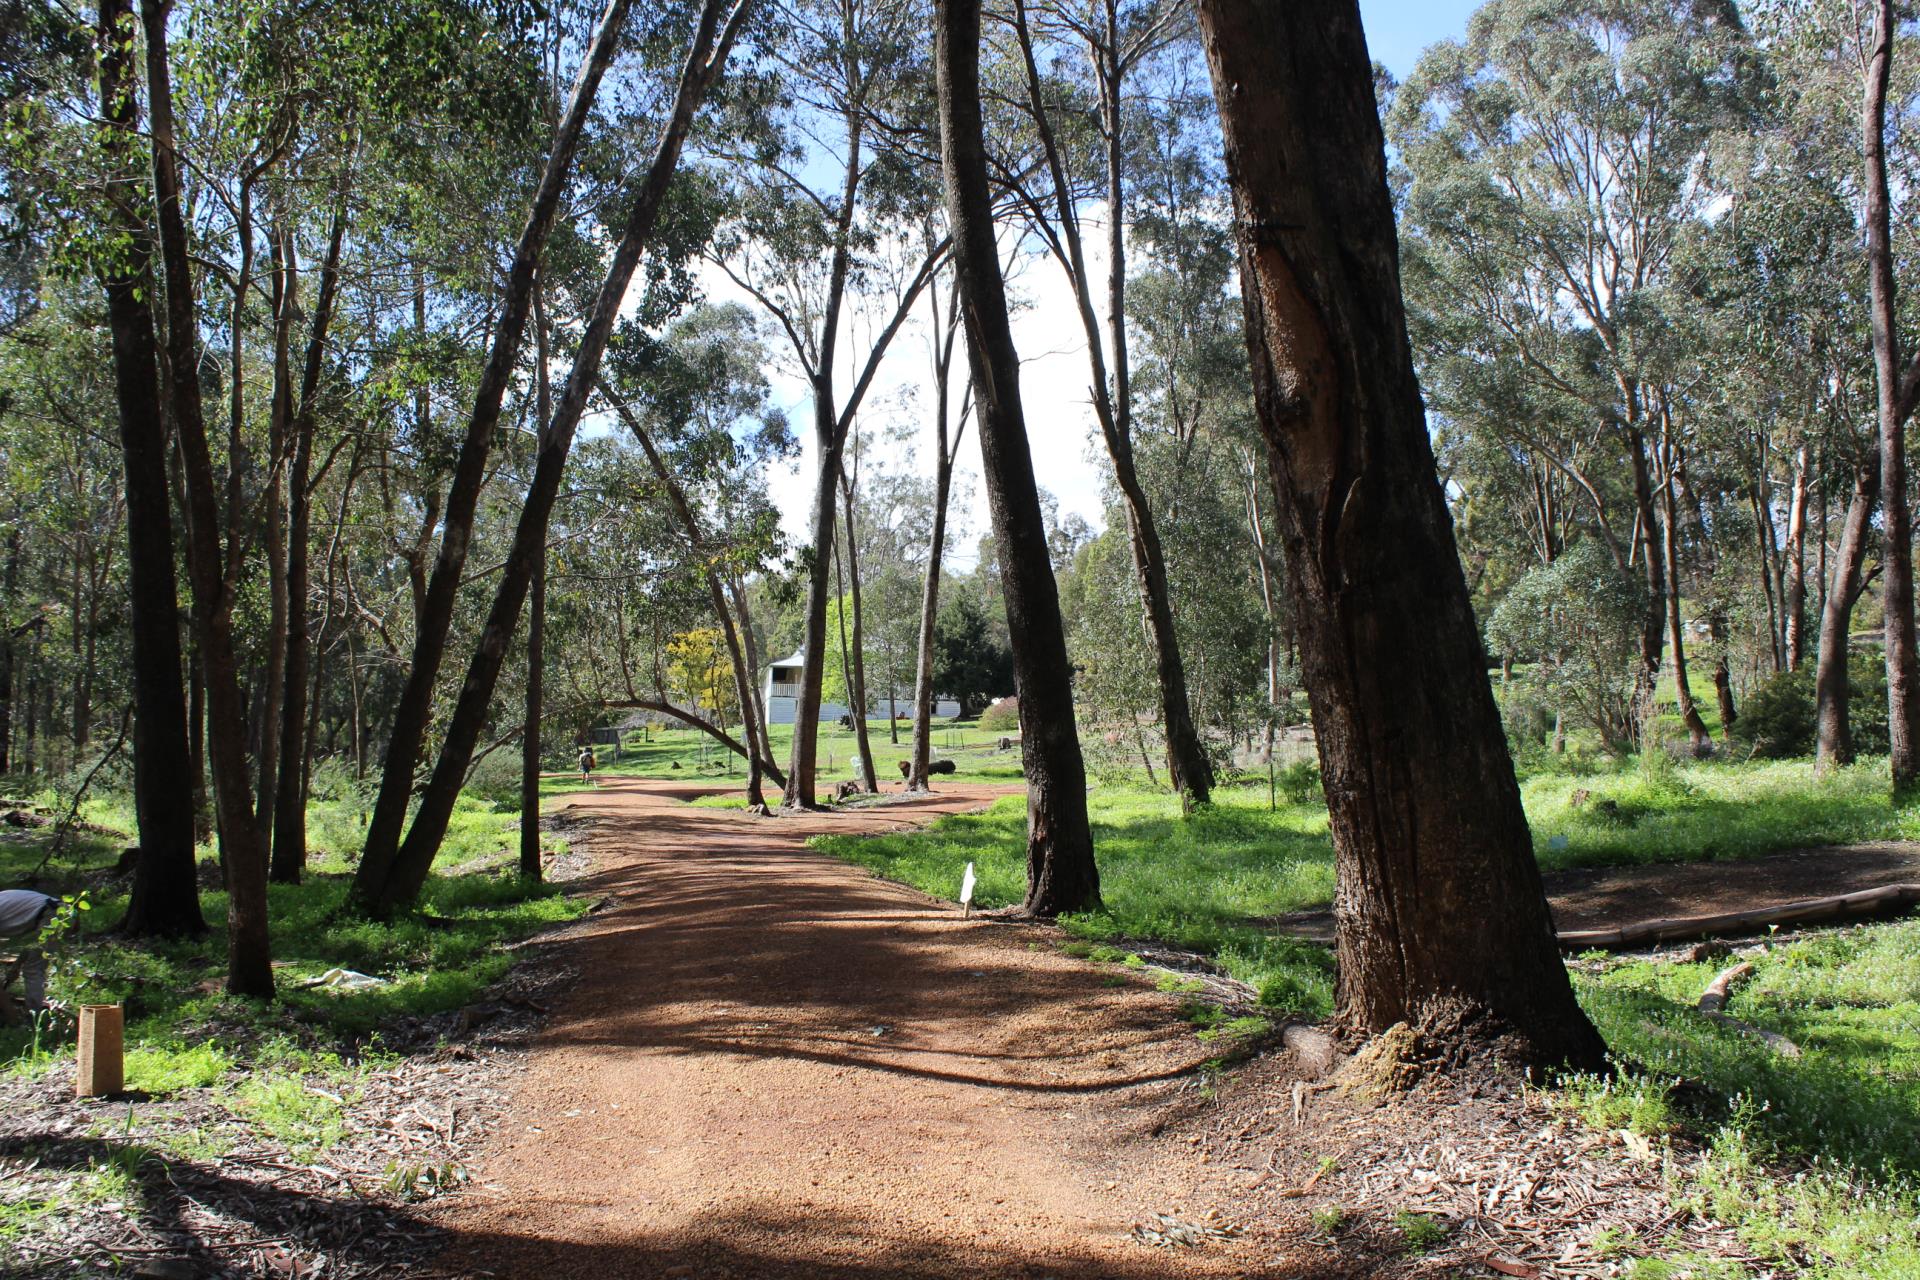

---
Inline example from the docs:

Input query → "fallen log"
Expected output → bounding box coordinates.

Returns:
[1695,961,1801,1057]
[1558,883,1920,951]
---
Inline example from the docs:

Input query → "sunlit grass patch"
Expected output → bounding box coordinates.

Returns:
[1560,920,1920,1277]
[1524,757,1920,868]
[812,782,1339,1013]
[232,1074,354,1160]
[123,1042,232,1095]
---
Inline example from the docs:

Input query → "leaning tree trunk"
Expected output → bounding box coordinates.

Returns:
[935,0,1099,916]
[520,285,555,883]
[356,0,640,895]
[1865,0,1920,797]
[364,1,748,914]
[142,0,271,995]
[95,0,205,939]
[1816,451,1879,773]
[1195,0,1605,1069]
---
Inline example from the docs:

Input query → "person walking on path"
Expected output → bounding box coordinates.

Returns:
[577,746,598,787]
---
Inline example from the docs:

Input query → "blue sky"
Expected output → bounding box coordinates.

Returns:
[1361,0,1480,78]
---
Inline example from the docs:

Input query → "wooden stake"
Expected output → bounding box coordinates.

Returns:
[76,1003,124,1097]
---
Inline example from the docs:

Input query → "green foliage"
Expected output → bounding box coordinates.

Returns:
[1393,1210,1449,1253]
[932,591,1015,714]
[123,1043,233,1095]
[1486,542,1648,753]
[462,749,525,812]
[1275,759,1322,805]
[977,697,1019,734]
[1732,652,1888,760]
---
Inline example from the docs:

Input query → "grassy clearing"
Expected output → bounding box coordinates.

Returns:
[811,757,1920,1011]
[812,782,1340,1012]
[1523,757,1920,869]
[580,719,1028,790]
[1564,921,1920,1276]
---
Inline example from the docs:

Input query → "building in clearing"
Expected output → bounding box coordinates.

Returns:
[762,649,962,725]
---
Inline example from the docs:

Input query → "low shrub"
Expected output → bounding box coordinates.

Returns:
[977,697,1019,733]
[1733,650,1887,760]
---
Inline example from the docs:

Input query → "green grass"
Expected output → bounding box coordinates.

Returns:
[1522,757,1920,869]
[809,756,1920,1013]
[1562,921,1920,1277]
[812,782,1339,1012]
[1,780,588,1158]
[807,756,1920,1275]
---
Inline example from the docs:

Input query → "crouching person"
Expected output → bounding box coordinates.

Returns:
[0,889,59,1024]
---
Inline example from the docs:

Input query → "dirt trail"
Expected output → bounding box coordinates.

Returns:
[431,779,1264,1280]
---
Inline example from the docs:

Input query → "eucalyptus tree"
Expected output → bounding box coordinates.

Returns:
[353,0,645,910]
[936,0,1099,915]
[601,301,795,808]
[1391,0,1760,739]
[906,265,970,789]
[1743,0,1919,773]
[0,0,206,935]
[710,0,948,808]
[1197,0,1605,1069]
[994,0,1213,806]
[357,0,755,915]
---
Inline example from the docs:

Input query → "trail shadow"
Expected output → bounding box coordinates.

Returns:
[511,797,1215,1094]
[433,1202,1310,1279]
[0,1131,445,1278]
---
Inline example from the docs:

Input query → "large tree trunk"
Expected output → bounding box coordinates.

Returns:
[1816,451,1879,773]
[935,0,1099,916]
[95,0,206,939]
[1195,0,1605,1069]
[520,286,554,882]
[361,1,747,914]
[356,0,639,891]
[1865,0,1920,797]
[142,0,272,995]
[271,197,349,885]
[520,548,547,879]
